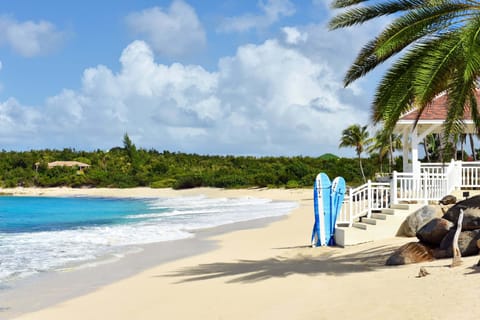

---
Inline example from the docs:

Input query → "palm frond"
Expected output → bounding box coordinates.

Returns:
[412,33,462,106]
[342,2,472,85]
[330,0,370,9]
[329,0,426,30]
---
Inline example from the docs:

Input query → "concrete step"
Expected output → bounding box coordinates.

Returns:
[334,203,427,247]
[352,222,367,230]
[381,208,395,215]
[371,213,387,220]
[361,218,377,225]
[390,203,410,210]
[335,226,372,246]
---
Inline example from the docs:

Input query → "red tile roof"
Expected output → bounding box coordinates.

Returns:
[399,91,480,122]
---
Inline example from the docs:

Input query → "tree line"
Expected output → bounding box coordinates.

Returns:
[0,135,396,189]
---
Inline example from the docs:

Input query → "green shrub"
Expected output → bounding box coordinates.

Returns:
[173,175,205,189]
[286,180,300,189]
[150,178,176,188]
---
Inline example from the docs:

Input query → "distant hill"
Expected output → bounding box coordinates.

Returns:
[318,153,339,160]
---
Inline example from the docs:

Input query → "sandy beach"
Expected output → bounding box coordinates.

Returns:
[3,187,480,320]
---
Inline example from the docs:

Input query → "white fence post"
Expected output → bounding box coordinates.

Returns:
[391,171,397,205]
[348,187,353,227]
[423,172,428,204]
[367,180,372,217]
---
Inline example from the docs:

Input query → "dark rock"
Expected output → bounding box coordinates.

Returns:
[439,195,457,205]
[386,242,435,266]
[397,206,438,237]
[443,195,480,230]
[437,229,480,257]
[416,218,454,246]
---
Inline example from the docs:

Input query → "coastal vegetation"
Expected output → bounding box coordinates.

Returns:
[329,0,480,143]
[0,135,396,189]
[339,124,370,183]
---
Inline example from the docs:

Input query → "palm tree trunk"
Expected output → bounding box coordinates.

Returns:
[461,136,465,160]
[469,133,476,160]
[423,138,430,162]
[389,135,394,171]
[358,155,366,183]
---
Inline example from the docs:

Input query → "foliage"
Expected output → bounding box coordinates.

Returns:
[329,0,480,144]
[0,148,384,189]
[339,124,371,182]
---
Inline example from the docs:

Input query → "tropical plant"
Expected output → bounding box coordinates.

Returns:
[368,129,402,172]
[339,124,371,182]
[329,0,480,142]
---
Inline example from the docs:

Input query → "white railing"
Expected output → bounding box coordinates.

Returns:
[336,160,480,227]
[337,180,390,226]
[420,162,448,175]
[460,161,480,187]
[391,171,450,204]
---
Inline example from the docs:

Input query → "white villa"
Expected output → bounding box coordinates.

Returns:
[334,92,480,246]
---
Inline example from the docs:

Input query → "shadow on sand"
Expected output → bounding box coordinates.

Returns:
[161,244,399,284]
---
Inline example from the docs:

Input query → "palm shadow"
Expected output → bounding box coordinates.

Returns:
[162,244,397,284]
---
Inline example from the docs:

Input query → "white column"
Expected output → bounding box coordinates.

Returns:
[402,127,410,172]
[411,127,420,176]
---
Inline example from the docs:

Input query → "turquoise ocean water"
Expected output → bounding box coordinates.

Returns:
[0,195,297,283]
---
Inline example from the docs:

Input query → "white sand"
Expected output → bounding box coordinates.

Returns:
[5,187,480,320]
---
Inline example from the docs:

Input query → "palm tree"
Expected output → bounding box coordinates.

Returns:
[368,129,403,172]
[469,133,476,160]
[339,124,371,182]
[329,0,480,142]
[368,131,389,173]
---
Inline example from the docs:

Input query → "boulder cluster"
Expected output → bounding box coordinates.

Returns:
[387,195,480,265]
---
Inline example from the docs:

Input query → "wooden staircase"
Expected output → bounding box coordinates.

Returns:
[334,203,425,247]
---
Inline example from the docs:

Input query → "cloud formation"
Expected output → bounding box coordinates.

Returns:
[126,0,206,58]
[219,0,296,33]
[0,36,366,155]
[0,3,389,156]
[0,15,66,57]
[282,27,308,44]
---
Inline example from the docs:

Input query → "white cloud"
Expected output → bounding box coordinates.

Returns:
[219,0,296,33]
[0,98,42,146]
[282,27,308,44]
[126,0,206,58]
[0,38,366,155]
[0,3,390,156]
[0,15,66,57]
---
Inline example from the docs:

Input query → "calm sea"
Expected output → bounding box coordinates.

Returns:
[0,195,297,283]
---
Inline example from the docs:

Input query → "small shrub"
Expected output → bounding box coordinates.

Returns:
[151,178,176,188]
[286,180,300,189]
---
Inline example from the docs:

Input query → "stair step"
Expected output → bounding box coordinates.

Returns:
[381,208,395,215]
[390,203,410,210]
[352,222,368,230]
[371,213,387,220]
[361,218,377,225]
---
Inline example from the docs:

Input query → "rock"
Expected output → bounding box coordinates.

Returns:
[417,267,430,278]
[416,218,454,246]
[397,206,439,237]
[443,195,480,230]
[435,229,480,258]
[439,195,457,205]
[386,242,435,266]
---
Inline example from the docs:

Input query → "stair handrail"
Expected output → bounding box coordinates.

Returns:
[338,180,390,227]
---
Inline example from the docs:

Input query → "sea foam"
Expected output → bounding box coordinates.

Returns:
[0,195,297,282]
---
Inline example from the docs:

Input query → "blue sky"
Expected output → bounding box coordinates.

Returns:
[0,0,387,156]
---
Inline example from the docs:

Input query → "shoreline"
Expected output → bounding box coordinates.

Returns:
[5,187,480,320]
[0,187,300,319]
[1,215,286,319]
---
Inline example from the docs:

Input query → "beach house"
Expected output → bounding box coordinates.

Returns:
[335,92,480,246]
[47,161,91,170]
